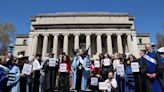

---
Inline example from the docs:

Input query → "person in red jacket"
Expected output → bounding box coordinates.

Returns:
[59,55,71,92]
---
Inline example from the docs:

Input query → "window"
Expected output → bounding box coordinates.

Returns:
[139,38,142,44]
[23,39,27,45]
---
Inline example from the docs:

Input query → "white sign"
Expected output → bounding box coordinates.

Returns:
[90,77,98,86]
[32,60,41,70]
[131,62,140,72]
[59,63,67,72]
[116,64,124,76]
[22,64,32,75]
[49,58,56,67]
[99,82,108,90]
[103,59,111,66]
[94,61,100,68]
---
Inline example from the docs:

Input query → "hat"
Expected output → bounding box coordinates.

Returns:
[157,47,164,53]
[17,54,23,59]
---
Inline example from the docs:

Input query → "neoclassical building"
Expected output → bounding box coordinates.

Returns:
[14,12,150,58]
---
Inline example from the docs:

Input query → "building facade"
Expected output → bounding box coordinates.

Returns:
[14,12,150,58]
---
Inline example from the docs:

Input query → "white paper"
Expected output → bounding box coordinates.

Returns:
[99,82,108,90]
[79,57,84,65]
[131,62,140,72]
[49,58,57,67]
[32,60,41,70]
[116,64,124,76]
[59,63,67,72]
[90,77,98,86]
[103,59,111,66]
[22,64,32,75]
[94,61,100,68]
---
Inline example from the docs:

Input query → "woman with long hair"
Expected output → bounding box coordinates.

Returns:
[124,54,139,92]
[101,53,113,80]
[59,55,71,92]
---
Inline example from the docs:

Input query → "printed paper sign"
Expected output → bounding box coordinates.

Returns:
[49,58,56,67]
[103,59,111,66]
[32,60,41,70]
[94,61,100,68]
[22,64,32,75]
[99,82,108,90]
[59,63,67,72]
[131,62,140,72]
[116,64,124,76]
[90,77,98,86]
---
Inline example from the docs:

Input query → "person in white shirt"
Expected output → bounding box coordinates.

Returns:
[104,71,117,92]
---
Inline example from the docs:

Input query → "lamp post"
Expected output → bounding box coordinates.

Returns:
[9,44,15,54]
[151,43,156,53]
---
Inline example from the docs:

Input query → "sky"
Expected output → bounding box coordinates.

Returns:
[0,0,164,43]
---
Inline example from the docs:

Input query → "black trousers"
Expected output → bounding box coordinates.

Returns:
[59,72,69,92]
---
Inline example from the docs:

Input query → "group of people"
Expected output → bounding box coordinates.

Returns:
[0,44,164,92]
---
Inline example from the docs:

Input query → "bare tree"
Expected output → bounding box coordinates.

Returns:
[0,22,16,55]
[156,32,164,49]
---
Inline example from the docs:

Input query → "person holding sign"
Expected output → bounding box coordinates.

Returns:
[94,60,101,76]
[124,54,137,92]
[17,54,29,92]
[101,53,113,80]
[104,71,117,92]
[128,54,142,92]
[32,54,41,92]
[89,70,103,92]
[92,53,104,76]
[72,49,90,92]
[115,54,126,92]
[59,55,71,92]
[43,53,58,92]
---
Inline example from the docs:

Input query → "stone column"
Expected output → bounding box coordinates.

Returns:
[53,34,58,58]
[117,34,123,54]
[127,34,133,54]
[96,33,102,54]
[107,33,113,55]
[132,34,140,58]
[63,34,69,54]
[32,34,39,55]
[86,33,91,56]
[42,34,48,58]
[27,35,33,56]
[74,34,79,49]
